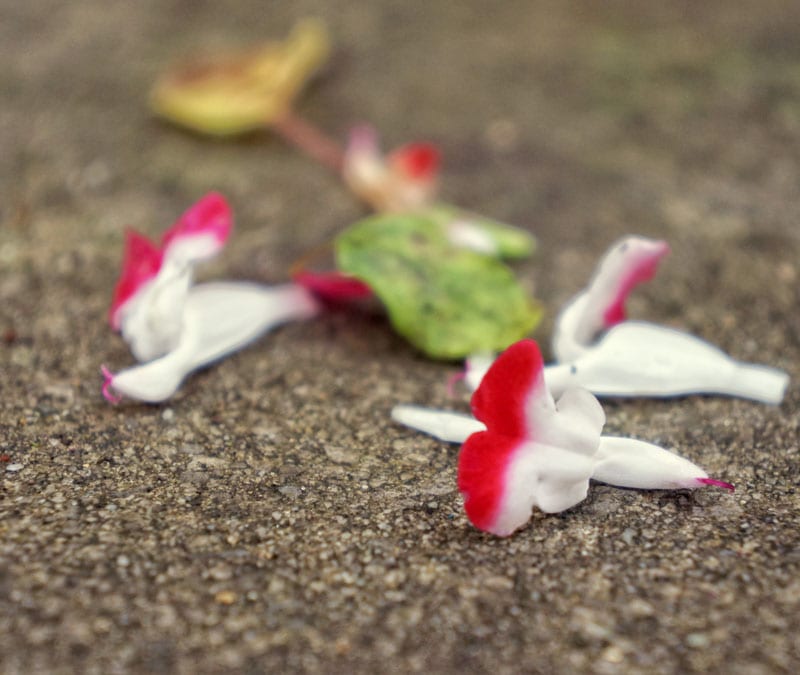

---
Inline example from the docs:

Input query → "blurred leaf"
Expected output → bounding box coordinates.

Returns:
[336,212,541,359]
[150,19,330,137]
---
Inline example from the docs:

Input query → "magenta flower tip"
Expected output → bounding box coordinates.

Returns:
[697,477,735,492]
[446,370,466,398]
[101,365,122,405]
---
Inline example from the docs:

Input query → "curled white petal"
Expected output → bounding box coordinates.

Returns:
[553,236,669,362]
[118,258,193,362]
[107,282,320,403]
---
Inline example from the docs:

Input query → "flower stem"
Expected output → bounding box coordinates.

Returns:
[272,110,344,173]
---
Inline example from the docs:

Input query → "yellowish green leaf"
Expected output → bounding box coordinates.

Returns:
[150,19,330,137]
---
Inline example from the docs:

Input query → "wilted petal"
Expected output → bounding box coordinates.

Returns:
[150,19,330,137]
[342,125,440,212]
[110,194,233,363]
[467,234,788,404]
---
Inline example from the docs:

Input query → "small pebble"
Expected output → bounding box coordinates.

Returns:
[6,463,23,472]
[686,632,710,649]
[214,590,237,605]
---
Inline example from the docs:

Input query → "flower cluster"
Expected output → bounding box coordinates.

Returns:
[394,236,788,536]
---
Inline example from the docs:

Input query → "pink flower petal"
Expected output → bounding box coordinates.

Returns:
[600,238,670,329]
[161,192,233,263]
[108,229,163,331]
[293,270,372,302]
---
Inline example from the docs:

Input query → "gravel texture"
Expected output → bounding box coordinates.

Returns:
[1,1,799,673]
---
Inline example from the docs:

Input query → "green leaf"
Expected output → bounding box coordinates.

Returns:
[335,212,542,359]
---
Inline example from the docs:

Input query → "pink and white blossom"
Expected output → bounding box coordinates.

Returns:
[103,194,320,403]
[465,236,789,405]
[393,339,733,536]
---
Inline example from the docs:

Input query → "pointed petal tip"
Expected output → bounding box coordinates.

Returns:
[446,370,465,398]
[101,365,122,405]
[696,477,735,492]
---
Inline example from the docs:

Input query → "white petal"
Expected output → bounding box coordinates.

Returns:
[106,282,320,403]
[446,221,499,255]
[118,258,193,362]
[592,436,732,491]
[546,322,789,404]
[391,405,485,443]
[464,352,494,391]
[504,441,595,518]
[552,236,668,362]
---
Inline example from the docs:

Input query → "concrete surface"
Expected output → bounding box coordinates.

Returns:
[1,1,798,673]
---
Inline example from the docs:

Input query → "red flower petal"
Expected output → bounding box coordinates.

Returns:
[469,339,546,438]
[293,270,372,302]
[389,142,441,182]
[457,430,522,533]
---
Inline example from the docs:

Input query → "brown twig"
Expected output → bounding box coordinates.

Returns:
[272,111,344,173]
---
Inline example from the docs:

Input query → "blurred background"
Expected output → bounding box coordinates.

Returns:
[1,2,798,673]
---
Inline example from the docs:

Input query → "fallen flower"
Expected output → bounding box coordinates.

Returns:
[465,236,789,405]
[103,282,318,403]
[393,339,732,536]
[103,194,320,403]
[552,235,670,362]
[110,193,232,363]
[342,125,441,213]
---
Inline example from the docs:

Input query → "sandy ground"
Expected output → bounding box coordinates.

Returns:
[1,1,799,673]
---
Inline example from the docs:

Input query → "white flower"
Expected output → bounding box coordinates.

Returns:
[393,339,732,537]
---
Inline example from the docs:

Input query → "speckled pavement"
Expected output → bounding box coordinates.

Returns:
[1,2,799,673]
